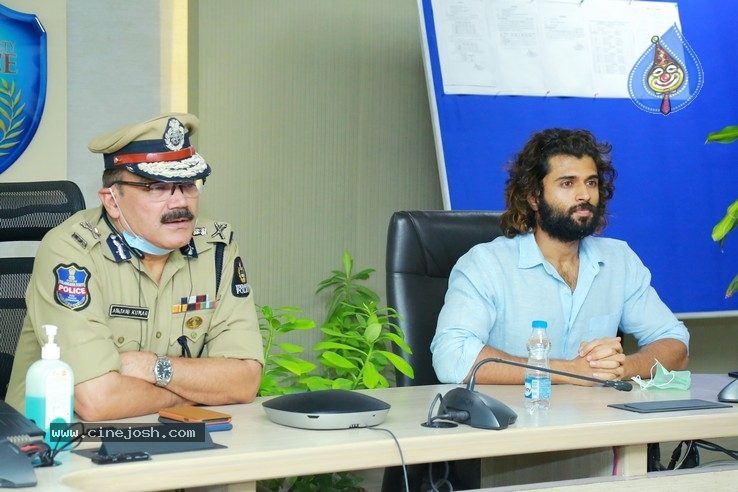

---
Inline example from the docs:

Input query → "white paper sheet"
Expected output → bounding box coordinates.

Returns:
[431,0,681,97]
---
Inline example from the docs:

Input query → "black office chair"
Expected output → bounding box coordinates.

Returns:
[0,180,86,400]
[382,210,503,492]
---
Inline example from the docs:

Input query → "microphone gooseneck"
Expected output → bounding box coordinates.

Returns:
[467,357,632,392]
[434,356,631,430]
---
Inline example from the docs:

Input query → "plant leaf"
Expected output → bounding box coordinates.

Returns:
[380,332,413,354]
[706,126,738,144]
[299,375,334,391]
[713,199,738,242]
[364,320,382,343]
[362,361,381,388]
[313,341,361,352]
[320,351,357,370]
[726,272,738,298]
[272,354,316,375]
[342,250,353,276]
[284,318,317,331]
[275,342,305,354]
[377,350,416,378]
[331,378,354,390]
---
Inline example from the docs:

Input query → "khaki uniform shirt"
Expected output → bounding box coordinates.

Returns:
[6,206,264,410]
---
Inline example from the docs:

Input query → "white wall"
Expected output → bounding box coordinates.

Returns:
[192,1,442,340]
[66,0,178,207]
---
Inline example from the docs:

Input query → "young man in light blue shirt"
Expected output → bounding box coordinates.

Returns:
[431,128,689,385]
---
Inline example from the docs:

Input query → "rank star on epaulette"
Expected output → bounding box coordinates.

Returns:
[80,221,101,238]
[193,226,207,236]
[212,222,227,240]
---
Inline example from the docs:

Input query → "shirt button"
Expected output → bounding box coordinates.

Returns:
[155,332,162,339]
[117,336,124,344]
[189,332,197,340]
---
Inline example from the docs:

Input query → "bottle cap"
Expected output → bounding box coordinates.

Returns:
[532,320,548,329]
[41,324,61,360]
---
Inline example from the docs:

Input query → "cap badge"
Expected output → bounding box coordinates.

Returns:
[163,118,186,151]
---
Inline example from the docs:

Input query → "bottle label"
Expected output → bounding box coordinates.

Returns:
[524,375,551,400]
[44,367,73,427]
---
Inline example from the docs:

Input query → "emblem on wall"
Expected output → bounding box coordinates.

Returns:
[628,24,703,115]
[0,4,47,174]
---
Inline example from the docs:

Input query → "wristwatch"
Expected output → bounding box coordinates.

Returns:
[154,355,173,387]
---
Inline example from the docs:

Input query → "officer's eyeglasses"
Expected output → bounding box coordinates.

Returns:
[113,180,202,202]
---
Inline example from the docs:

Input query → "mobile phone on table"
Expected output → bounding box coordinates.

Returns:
[158,405,232,424]
[91,451,150,465]
[729,371,738,378]
[158,416,233,432]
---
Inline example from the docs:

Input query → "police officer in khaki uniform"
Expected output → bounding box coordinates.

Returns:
[6,113,264,420]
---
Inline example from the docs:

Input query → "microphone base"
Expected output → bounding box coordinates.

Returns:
[440,387,518,430]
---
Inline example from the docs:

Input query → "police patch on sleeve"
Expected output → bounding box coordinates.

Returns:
[232,257,250,298]
[54,263,91,311]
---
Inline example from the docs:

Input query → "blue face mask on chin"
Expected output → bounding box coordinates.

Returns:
[122,229,174,256]
[108,186,176,257]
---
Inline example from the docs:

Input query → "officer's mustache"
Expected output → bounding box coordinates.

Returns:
[161,208,195,223]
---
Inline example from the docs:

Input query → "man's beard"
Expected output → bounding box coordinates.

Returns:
[537,197,603,242]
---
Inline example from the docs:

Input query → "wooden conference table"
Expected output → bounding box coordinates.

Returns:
[34,374,738,491]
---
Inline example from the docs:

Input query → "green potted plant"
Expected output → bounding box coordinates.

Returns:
[256,251,414,491]
[315,251,414,389]
[707,125,738,297]
[258,305,328,395]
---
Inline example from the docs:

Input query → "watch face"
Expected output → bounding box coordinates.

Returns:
[157,363,172,379]
[156,358,173,383]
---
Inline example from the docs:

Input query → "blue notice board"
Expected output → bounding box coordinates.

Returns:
[418,0,738,314]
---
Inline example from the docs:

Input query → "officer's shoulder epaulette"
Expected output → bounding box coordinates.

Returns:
[52,209,105,253]
[192,218,234,245]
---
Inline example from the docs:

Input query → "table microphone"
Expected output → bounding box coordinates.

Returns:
[437,357,631,430]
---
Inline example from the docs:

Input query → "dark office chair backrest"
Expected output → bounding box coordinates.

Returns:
[382,210,504,492]
[0,180,86,400]
[386,210,504,387]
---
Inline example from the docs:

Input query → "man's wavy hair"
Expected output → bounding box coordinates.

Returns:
[500,128,616,238]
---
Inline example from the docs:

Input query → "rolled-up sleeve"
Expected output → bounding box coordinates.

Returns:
[432,252,495,384]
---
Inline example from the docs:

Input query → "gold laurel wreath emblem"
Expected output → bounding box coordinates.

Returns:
[0,78,25,157]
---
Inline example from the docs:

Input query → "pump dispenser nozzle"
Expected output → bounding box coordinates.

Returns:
[41,324,61,360]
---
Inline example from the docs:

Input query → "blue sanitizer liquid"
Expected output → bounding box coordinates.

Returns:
[25,362,75,450]
[26,394,76,449]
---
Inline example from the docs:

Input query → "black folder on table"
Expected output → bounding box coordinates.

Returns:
[609,399,731,413]
[73,422,225,461]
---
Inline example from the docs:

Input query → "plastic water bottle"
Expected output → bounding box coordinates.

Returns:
[524,320,551,411]
[25,324,75,448]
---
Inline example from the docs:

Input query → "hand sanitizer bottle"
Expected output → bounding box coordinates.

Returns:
[25,324,75,448]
